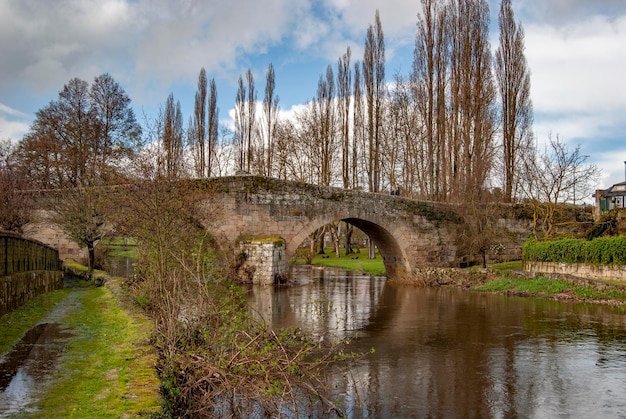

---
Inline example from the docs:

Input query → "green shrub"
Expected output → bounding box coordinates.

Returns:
[523,236,626,265]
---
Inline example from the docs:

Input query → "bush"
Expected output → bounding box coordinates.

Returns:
[523,236,626,265]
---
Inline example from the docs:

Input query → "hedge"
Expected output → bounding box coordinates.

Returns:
[523,236,626,266]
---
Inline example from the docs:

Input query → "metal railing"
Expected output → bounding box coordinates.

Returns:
[0,232,61,276]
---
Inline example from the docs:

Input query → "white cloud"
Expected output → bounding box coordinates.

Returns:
[526,15,626,114]
[0,103,29,140]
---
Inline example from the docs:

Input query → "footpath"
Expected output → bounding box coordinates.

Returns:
[0,276,162,418]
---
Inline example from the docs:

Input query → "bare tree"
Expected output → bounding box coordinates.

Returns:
[159,93,184,179]
[495,0,533,202]
[49,187,107,280]
[363,10,386,192]
[18,74,140,188]
[0,139,31,232]
[383,73,412,195]
[448,0,497,202]
[234,70,257,173]
[411,0,450,200]
[89,73,142,183]
[313,65,337,186]
[262,63,279,177]
[352,61,365,189]
[522,134,600,240]
[207,78,219,177]
[192,68,208,177]
[246,69,257,174]
[337,47,352,189]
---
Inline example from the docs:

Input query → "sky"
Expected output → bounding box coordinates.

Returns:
[1,0,625,194]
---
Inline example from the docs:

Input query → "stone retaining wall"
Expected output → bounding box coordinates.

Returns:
[0,270,64,316]
[524,261,626,283]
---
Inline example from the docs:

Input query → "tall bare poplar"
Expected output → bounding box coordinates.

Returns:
[234,76,246,172]
[207,78,219,177]
[352,61,364,189]
[337,47,352,188]
[193,68,207,177]
[161,93,184,179]
[496,0,533,202]
[313,65,336,186]
[412,0,450,200]
[262,63,279,177]
[246,69,257,173]
[363,9,385,192]
[448,0,497,201]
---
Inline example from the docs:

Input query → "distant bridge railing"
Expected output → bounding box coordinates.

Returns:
[0,232,61,276]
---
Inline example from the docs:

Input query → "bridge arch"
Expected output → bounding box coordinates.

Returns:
[287,213,412,279]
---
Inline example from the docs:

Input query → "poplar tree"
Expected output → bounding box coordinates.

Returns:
[235,76,246,172]
[262,63,279,177]
[412,0,450,200]
[337,47,352,189]
[495,0,533,202]
[193,68,207,178]
[207,78,219,177]
[363,9,385,192]
[160,93,184,179]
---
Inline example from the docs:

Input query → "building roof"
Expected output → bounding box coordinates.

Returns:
[602,181,626,197]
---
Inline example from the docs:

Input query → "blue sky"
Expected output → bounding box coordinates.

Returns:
[1,0,625,191]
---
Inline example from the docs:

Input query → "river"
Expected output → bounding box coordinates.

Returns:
[247,265,626,418]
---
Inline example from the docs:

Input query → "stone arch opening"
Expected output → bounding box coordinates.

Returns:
[288,216,411,279]
[342,218,410,279]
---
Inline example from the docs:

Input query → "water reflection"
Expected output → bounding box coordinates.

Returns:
[0,323,73,416]
[247,266,626,418]
[105,256,135,277]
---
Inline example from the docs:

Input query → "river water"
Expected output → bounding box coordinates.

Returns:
[247,265,626,418]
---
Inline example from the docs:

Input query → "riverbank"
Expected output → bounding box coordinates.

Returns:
[303,255,626,308]
[0,275,162,417]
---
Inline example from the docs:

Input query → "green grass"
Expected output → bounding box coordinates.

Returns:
[474,276,626,303]
[26,278,162,418]
[295,247,386,276]
[99,236,138,259]
[63,259,109,282]
[487,260,523,271]
[0,288,72,354]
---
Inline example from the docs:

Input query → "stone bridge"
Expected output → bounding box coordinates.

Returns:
[197,176,529,284]
[23,176,531,284]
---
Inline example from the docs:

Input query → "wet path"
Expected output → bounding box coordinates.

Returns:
[0,287,84,417]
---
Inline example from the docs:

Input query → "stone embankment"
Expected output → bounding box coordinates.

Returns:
[0,271,63,316]
[524,261,626,283]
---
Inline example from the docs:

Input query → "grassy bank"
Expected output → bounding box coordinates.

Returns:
[99,236,138,258]
[295,248,386,276]
[473,275,626,305]
[25,277,162,418]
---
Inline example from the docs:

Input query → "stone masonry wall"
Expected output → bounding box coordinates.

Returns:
[524,261,626,283]
[0,270,64,316]
[237,238,287,285]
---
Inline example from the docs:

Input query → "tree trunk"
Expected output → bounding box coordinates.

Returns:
[344,223,354,255]
[87,242,95,281]
[368,238,375,260]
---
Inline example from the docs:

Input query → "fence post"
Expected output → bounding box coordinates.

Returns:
[4,236,7,276]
